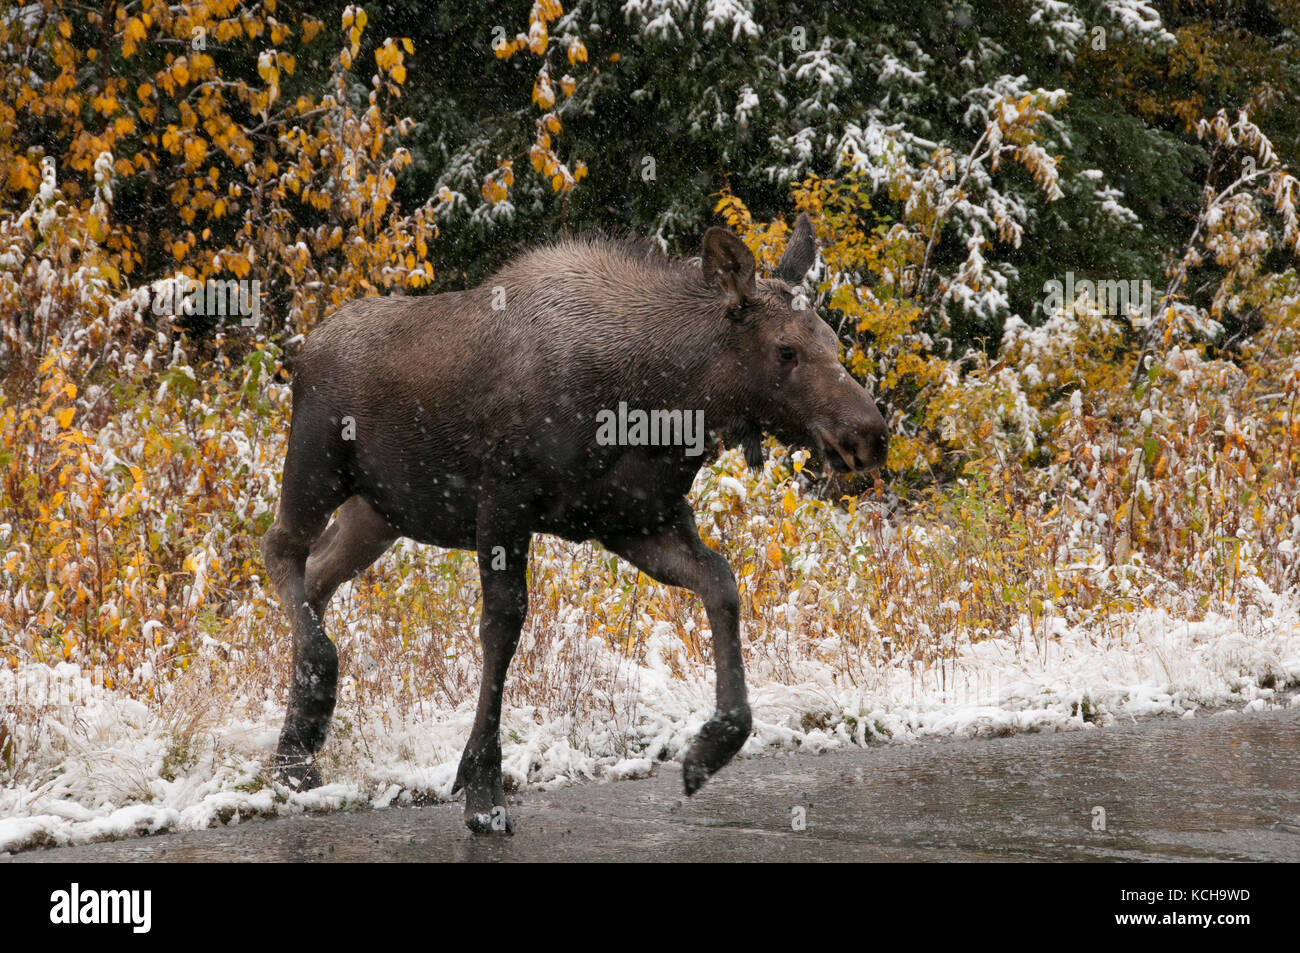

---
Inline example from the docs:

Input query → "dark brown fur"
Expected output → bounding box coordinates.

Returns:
[261,214,887,833]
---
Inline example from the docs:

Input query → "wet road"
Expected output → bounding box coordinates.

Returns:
[7,706,1299,862]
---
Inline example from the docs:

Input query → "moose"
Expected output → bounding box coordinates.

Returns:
[261,213,889,833]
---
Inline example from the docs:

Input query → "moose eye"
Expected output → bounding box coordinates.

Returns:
[779,346,797,362]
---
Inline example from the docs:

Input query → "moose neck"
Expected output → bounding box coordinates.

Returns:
[626,269,764,436]
[487,238,767,440]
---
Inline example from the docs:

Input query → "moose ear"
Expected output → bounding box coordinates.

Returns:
[774,212,816,284]
[701,227,757,310]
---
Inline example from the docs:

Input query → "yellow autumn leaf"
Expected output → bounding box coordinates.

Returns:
[87,212,109,243]
[533,75,555,110]
[766,541,783,570]
[528,25,548,55]
[257,51,278,84]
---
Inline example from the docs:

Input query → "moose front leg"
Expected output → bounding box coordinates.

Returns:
[603,502,752,795]
[455,525,530,834]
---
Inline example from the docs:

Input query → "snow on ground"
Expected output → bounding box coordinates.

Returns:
[3,594,1298,853]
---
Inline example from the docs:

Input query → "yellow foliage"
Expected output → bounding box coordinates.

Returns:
[533,73,555,110]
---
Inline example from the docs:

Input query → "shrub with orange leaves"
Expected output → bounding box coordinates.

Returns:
[1,3,457,339]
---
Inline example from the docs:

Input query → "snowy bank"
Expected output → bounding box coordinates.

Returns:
[2,596,1298,854]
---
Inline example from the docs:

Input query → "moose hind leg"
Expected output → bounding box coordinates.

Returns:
[262,444,349,790]
[602,503,751,796]
[455,530,529,834]
[305,495,398,617]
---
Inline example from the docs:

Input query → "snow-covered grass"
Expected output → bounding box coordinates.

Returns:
[2,594,1296,853]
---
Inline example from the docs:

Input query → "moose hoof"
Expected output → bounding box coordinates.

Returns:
[465,806,515,835]
[683,708,752,796]
[275,754,323,792]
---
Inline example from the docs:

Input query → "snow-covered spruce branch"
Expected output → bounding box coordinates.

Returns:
[1132,110,1300,387]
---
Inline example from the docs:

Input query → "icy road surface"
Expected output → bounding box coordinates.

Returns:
[7,705,1298,862]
